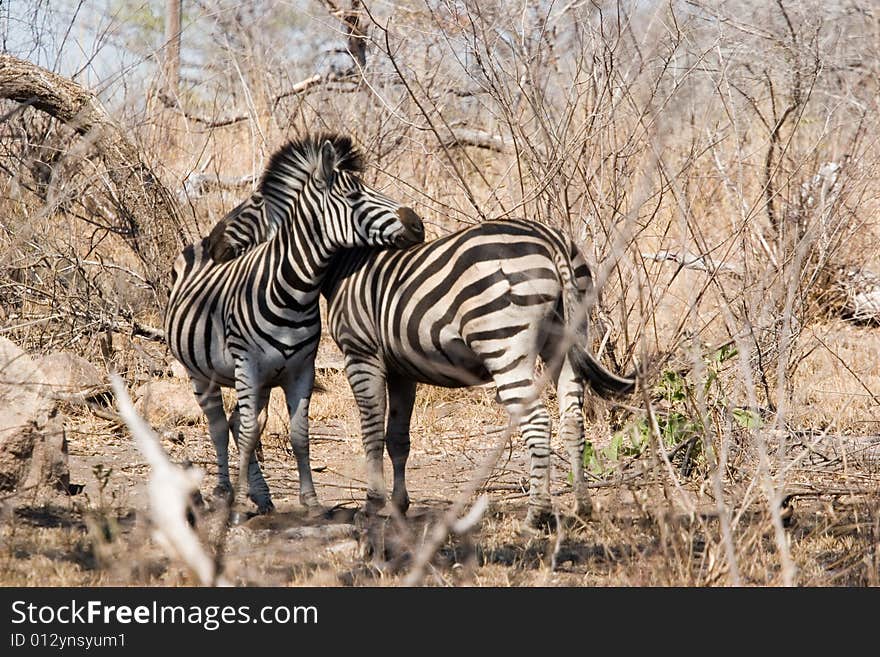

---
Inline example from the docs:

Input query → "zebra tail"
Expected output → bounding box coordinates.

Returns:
[555,246,636,399]
[569,344,636,398]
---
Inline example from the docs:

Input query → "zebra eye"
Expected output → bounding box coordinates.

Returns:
[346,190,363,202]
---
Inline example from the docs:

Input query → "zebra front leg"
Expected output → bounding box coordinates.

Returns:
[386,373,416,515]
[232,364,273,515]
[282,364,321,512]
[347,356,388,515]
[191,380,233,503]
[228,393,273,513]
[556,357,592,520]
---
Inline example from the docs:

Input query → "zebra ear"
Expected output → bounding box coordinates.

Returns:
[317,140,337,190]
[207,217,237,263]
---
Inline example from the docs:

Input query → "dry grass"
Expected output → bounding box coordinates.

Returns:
[1,0,879,586]
[1,338,878,587]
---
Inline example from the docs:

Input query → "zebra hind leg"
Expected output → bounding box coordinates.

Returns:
[347,356,389,515]
[556,356,592,520]
[191,380,233,504]
[386,373,416,515]
[490,361,554,530]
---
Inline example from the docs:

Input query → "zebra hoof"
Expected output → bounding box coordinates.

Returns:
[523,508,556,533]
[300,493,322,513]
[212,483,234,503]
[251,498,275,515]
[391,492,410,516]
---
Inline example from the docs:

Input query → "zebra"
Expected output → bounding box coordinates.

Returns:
[208,210,634,528]
[164,134,424,516]
[321,220,636,528]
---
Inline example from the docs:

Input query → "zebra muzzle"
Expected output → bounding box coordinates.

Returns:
[394,207,425,247]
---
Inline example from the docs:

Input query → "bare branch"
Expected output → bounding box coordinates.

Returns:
[110,374,229,587]
[441,128,510,153]
[641,250,742,275]
[157,74,328,128]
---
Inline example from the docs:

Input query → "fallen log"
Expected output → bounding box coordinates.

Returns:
[0,54,185,303]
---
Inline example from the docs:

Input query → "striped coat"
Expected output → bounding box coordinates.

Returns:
[165,135,423,514]
[322,219,635,526]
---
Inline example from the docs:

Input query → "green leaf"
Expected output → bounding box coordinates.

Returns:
[582,441,596,469]
[717,344,738,363]
[603,433,624,462]
[628,423,645,451]
[732,408,763,429]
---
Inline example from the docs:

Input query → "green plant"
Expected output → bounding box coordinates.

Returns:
[582,344,763,478]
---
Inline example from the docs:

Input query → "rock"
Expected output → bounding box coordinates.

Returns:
[282,525,357,540]
[0,338,69,493]
[0,337,50,417]
[135,380,203,426]
[33,352,108,402]
[326,539,359,557]
[0,409,38,491]
[844,268,880,323]
[22,412,69,493]
[817,265,880,324]
[169,360,189,380]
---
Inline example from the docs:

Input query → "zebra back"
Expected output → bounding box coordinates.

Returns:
[206,195,270,262]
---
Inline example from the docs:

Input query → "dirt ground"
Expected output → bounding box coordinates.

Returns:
[5,0,880,590]
[2,333,879,588]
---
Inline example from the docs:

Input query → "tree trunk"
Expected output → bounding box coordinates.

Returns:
[164,0,182,96]
[0,54,185,305]
[342,0,368,70]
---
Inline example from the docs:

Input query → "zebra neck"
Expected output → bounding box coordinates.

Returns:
[270,210,334,303]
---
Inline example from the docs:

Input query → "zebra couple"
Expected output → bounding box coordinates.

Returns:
[165,134,635,530]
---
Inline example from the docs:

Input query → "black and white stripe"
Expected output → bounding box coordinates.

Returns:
[210,202,633,526]
[165,134,423,513]
[321,220,635,527]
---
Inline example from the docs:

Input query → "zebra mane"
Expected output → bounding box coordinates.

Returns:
[260,133,365,194]
[206,134,365,263]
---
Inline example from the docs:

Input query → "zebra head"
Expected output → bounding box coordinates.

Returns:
[308,136,424,249]
[206,135,424,264]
